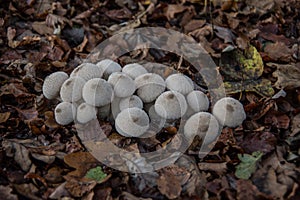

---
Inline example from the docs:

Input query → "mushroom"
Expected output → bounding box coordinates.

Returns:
[184,112,220,144]
[165,73,194,95]
[115,107,150,137]
[107,72,136,98]
[43,71,68,100]
[119,95,143,111]
[154,91,188,119]
[122,63,148,79]
[82,78,114,106]
[70,63,103,81]
[76,102,97,124]
[186,90,210,112]
[148,105,166,132]
[54,102,76,125]
[212,97,246,127]
[60,77,86,102]
[135,73,166,103]
[96,59,122,79]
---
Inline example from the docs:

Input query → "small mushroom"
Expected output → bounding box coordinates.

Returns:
[186,90,209,112]
[60,77,86,102]
[70,63,103,81]
[43,71,68,100]
[165,73,194,95]
[115,107,150,137]
[82,78,114,106]
[154,91,188,119]
[96,59,122,79]
[212,97,246,127]
[119,95,143,111]
[122,63,148,79]
[135,73,166,103]
[76,102,97,124]
[54,102,76,125]
[107,72,136,98]
[184,112,220,144]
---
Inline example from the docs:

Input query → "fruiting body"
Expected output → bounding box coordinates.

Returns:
[96,59,122,79]
[165,73,194,95]
[186,91,209,112]
[60,77,86,102]
[107,72,136,98]
[154,91,188,119]
[212,97,246,127]
[82,78,114,106]
[54,102,76,125]
[119,95,143,111]
[115,107,150,137]
[76,103,97,124]
[43,71,68,100]
[184,112,220,144]
[135,73,166,103]
[70,63,103,81]
[122,63,148,79]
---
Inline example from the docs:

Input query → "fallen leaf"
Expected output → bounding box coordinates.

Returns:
[264,111,290,129]
[0,112,10,123]
[0,185,18,200]
[271,62,300,89]
[198,162,228,174]
[264,42,293,62]
[214,25,236,44]
[164,4,190,21]
[64,178,97,198]
[13,183,40,200]
[235,151,263,180]
[49,182,71,199]
[32,21,53,35]
[183,19,205,33]
[105,7,132,22]
[291,113,300,136]
[236,179,273,200]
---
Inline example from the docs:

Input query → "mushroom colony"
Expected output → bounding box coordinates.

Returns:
[43,59,246,143]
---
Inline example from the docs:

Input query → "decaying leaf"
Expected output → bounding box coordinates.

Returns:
[270,62,300,89]
[0,112,10,123]
[291,113,300,136]
[235,151,263,180]
[0,185,18,200]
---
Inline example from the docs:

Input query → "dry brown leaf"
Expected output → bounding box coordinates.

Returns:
[0,185,18,200]
[271,62,300,89]
[105,7,132,22]
[0,112,10,123]
[13,183,40,200]
[264,42,294,62]
[291,113,300,136]
[49,182,71,199]
[164,4,189,21]
[198,162,227,174]
[32,21,53,35]
[236,180,273,200]
[64,178,97,198]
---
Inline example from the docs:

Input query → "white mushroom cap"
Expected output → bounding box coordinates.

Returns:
[119,95,143,111]
[60,77,86,102]
[154,91,188,119]
[107,72,136,98]
[186,90,210,112]
[184,112,220,144]
[43,71,68,100]
[122,63,148,79]
[96,59,122,79]
[165,73,194,95]
[76,102,97,124]
[110,97,122,121]
[97,104,111,119]
[82,78,114,106]
[135,73,166,103]
[212,97,246,128]
[70,63,103,81]
[115,107,150,137]
[54,102,76,125]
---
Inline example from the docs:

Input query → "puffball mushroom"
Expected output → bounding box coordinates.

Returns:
[107,72,136,98]
[122,63,148,79]
[43,71,68,100]
[212,97,246,128]
[54,102,76,125]
[165,73,194,95]
[70,63,103,81]
[60,77,86,102]
[115,107,150,137]
[119,95,143,111]
[184,112,220,144]
[135,73,166,103]
[186,90,210,112]
[154,91,188,119]
[96,59,122,79]
[82,78,114,106]
[76,102,97,124]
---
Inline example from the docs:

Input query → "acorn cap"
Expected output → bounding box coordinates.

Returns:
[82,78,114,106]
[122,63,148,79]
[115,107,150,137]
[43,71,68,100]
[119,95,143,111]
[76,102,97,124]
[107,72,136,98]
[54,102,76,125]
[154,91,188,119]
[186,90,210,112]
[60,77,86,102]
[135,73,166,103]
[165,73,194,95]
[70,63,103,81]
[212,97,246,128]
[96,59,122,79]
[184,112,220,144]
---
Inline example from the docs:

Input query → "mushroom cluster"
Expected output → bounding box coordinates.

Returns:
[43,59,246,142]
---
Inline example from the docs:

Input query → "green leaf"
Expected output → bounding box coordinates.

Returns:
[85,166,107,182]
[235,151,263,180]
